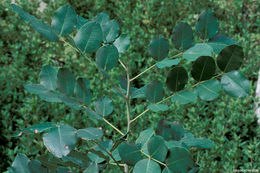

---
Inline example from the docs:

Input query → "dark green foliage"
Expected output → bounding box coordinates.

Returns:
[96,45,119,71]
[149,36,169,61]
[145,80,164,103]
[166,66,188,92]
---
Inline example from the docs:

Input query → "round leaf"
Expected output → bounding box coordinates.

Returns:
[74,21,103,53]
[135,128,155,155]
[195,79,221,101]
[171,90,197,104]
[76,15,89,30]
[40,65,57,91]
[166,147,194,172]
[133,159,161,173]
[171,22,193,50]
[96,45,119,71]
[191,56,216,81]
[77,128,103,140]
[75,77,92,104]
[93,12,110,26]
[149,36,169,61]
[95,97,114,116]
[221,70,250,97]
[43,124,77,158]
[83,162,99,173]
[156,119,184,141]
[146,80,164,103]
[182,132,214,149]
[183,43,213,61]
[217,44,244,72]
[51,5,77,36]
[11,4,59,42]
[113,34,130,53]
[118,142,142,166]
[155,59,180,69]
[12,154,30,173]
[208,34,236,53]
[57,68,76,96]
[166,66,188,92]
[195,9,218,39]
[148,104,169,112]
[147,136,168,162]
[102,20,120,43]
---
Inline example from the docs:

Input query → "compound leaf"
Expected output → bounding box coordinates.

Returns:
[133,159,161,173]
[118,142,142,166]
[217,44,244,72]
[171,22,193,50]
[147,136,168,162]
[74,21,103,53]
[51,5,77,36]
[75,77,92,104]
[146,80,164,103]
[191,56,216,81]
[96,45,119,71]
[166,66,188,92]
[149,36,169,61]
[57,68,76,96]
[183,43,213,61]
[195,79,221,101]
[43,124,77,158]
[77,128,103,140]
[95,97,114,116]
[221,70,250,97]
[11,4,58,42]
[195,9,218,39]
[40,65,57,91]
[113,34,130,53]
[171,90,197,104]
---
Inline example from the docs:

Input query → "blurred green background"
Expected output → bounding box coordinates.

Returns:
[1,0,260,172]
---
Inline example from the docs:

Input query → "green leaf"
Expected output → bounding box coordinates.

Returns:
[171,22,194,50]
[195,79,221,101]
[182,132,214,149]
[88,140,113,163]
[62,150,90,168]
[166,147,194,172]
[166,66,188,92]
[133,159,161,173]
[113,34,130,53]
[43,124,77,158]
[195,9,218,39]
[77,127,103,140]
[85,107,103,120]
[217,44,244,72]
[51,5,77,36]
[12,154,30,173]
[95,97,114,116]
[83,162,98,173]
[183,43,213,61]
[156,119,184,141]
[96,45,119,70]
[146,80,164,103]
[37,154,63,172]
[148,136,168,162]
[57,68,76,96]
[155,59,180,69]
[221,70,250,97]
[118,142,142,166]
[165,140,188,149]
[162,167,172,173]
[28,159,48,173]
[56,166,69,173]
[208,34,236,53]
[76,15,89,30]
[59,94,81,110]
[191,56,216,81]
[74,21,103,53]
[24,84,61,102]
[188,167,200,173]
[148,104,169,112]
[171,90,197,104]
[75,77,92,104]
[22,122,56,134]
[149,36,169,61]
[40,65,57,91]
[102,20,120,43]
[11,4,58,42]
[131,85,147,99]
[93,12,110,26]
[135,128,155,155]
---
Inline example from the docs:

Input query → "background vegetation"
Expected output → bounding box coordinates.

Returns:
[1,0,259,172]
